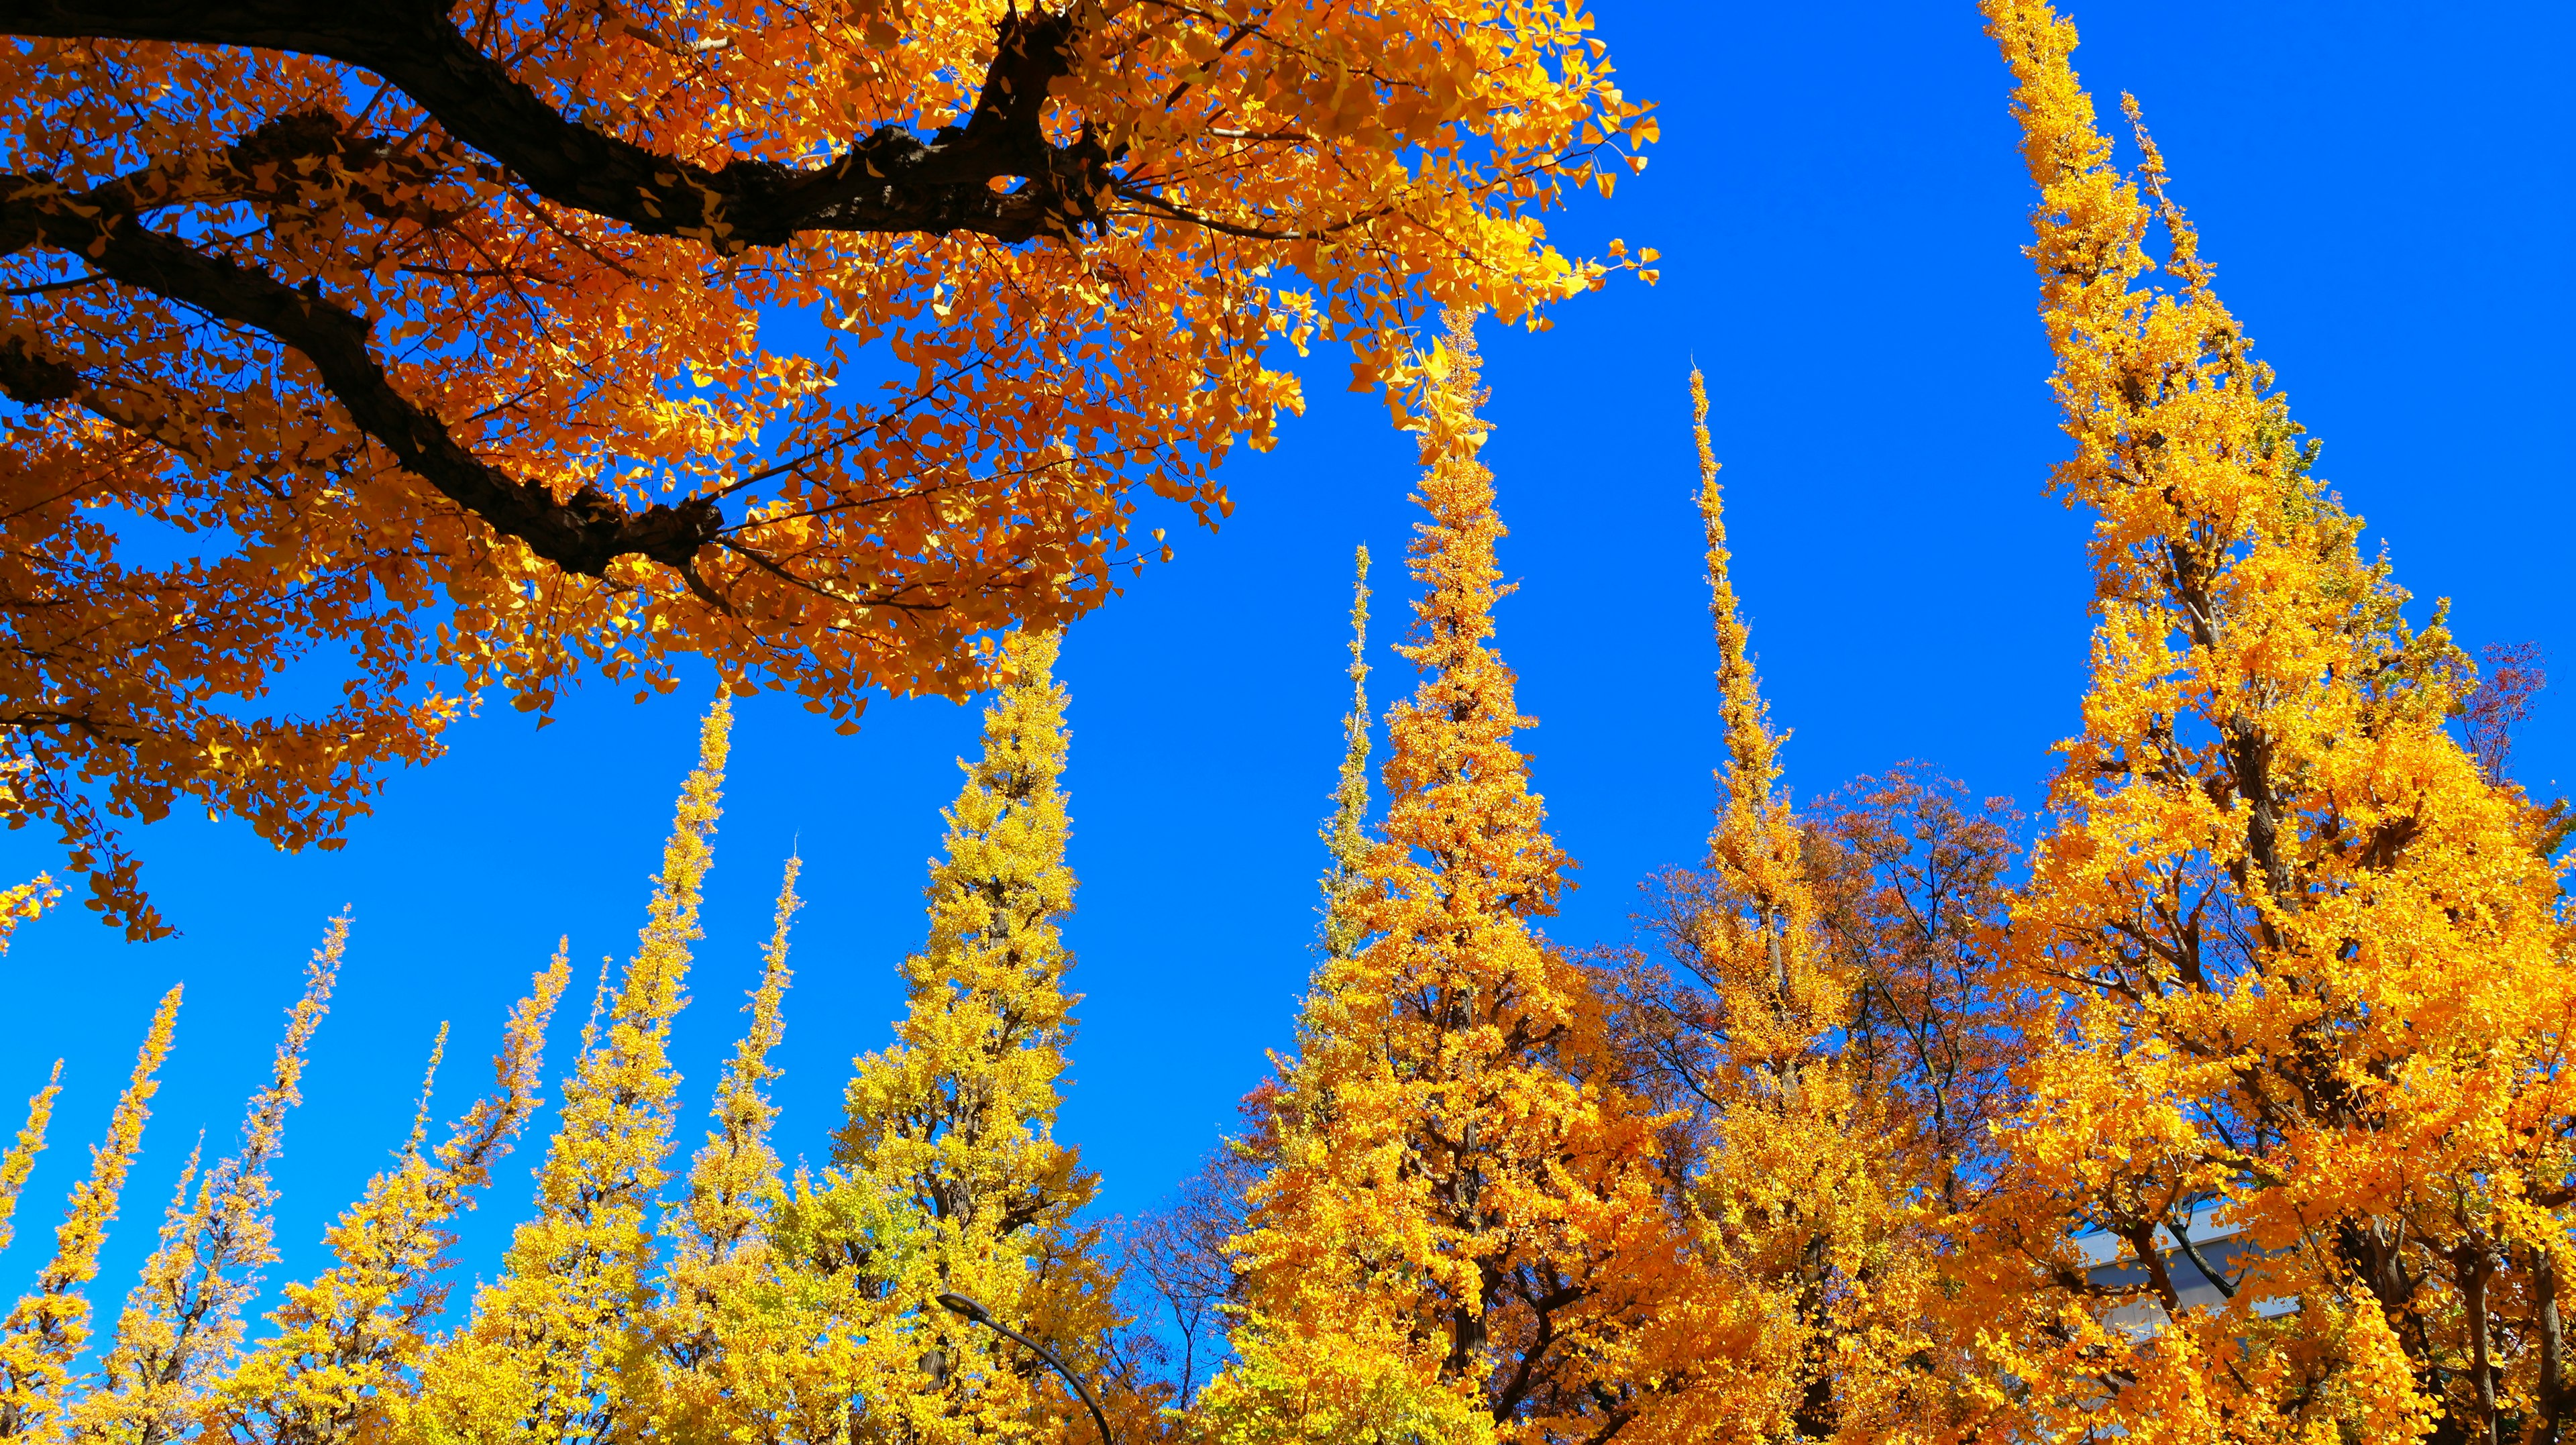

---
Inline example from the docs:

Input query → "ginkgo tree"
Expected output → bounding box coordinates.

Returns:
[1949,5,2576,1442]
[0,0,1657,937]
[1210,315,1684,1445]
[1596,374,2021,1444]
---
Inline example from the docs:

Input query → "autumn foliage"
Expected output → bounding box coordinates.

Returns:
[1949,5,2573,1440]
[0,3,2567,1444]
[0,0,1657,938]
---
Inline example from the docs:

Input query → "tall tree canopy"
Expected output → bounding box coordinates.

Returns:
[0,0,1655,936]
[822,627,1123,1443]
[1954,5,2576,1440]
[1210,315,1681,1445]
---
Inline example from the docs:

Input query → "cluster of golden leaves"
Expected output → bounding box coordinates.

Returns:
[0,0,1656,939]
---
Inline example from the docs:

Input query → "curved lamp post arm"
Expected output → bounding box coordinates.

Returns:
[935,1292,1116,1445]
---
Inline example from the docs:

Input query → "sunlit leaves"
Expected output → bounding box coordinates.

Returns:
[0,0,1651,934]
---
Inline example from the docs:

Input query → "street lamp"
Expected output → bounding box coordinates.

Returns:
[934,1291,1116,1445]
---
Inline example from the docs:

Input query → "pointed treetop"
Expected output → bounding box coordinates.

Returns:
[1210,309,1674,1444]
[541,690,731,1213]
[680,853,801,1256]
[1692,368,1781,828]
[1402,310,1511,671]
[0,983,182,1438]
[825,624,1113,1443]
[425,693,730,1445]
[853,623,1081,1171]
[1682,368,1843,1051]
[1381,308,1567,922]
[0,1065,62,1259]
[214,953,568,1445]
[83,919,340,1444]
[400,1025,451,1163]
[1321,545,1374,961]
[1346,546,1374,700]
[636,694,733,993]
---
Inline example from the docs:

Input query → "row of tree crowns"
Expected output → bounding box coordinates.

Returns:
[0,624,1121,1445]
[0,3,2569,1444]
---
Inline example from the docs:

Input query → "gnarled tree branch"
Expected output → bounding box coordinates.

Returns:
[0,0,1116,248]
[0,173,722,577]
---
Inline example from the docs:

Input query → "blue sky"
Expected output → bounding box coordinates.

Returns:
[1,0,2567,1310]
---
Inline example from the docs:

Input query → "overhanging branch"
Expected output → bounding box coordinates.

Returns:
[0,174,722,577]
[0,0,1115,247]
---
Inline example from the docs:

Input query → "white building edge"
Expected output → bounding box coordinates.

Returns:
[2075,1201,2299,1338]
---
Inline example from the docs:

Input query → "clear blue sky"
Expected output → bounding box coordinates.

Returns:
[2,0,2567,1309]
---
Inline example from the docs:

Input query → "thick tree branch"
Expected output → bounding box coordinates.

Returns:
[2536,1244,2566,1445]
[1,176,721,576]
[2166,1212,2240,1301]
[0,0,1115,247]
